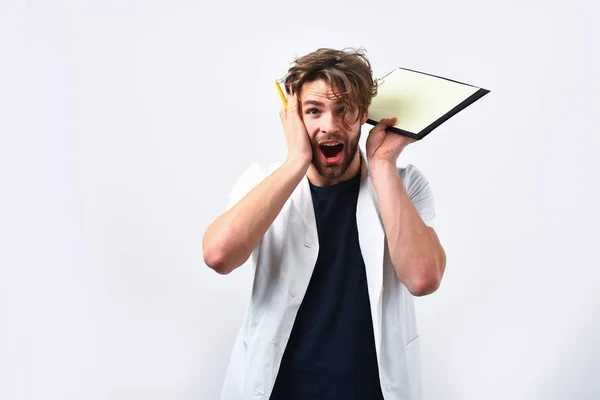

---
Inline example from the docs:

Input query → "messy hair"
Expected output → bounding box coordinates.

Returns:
[282,47,378,129]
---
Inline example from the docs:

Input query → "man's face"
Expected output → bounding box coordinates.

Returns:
[299,79,368,180]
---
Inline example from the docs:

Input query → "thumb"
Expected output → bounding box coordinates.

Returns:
[382,117,398,128]
[369,117,398,138]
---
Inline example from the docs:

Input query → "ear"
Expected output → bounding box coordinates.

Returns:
[360,111,368,125]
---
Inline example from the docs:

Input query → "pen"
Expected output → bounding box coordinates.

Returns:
[275,80,288,109]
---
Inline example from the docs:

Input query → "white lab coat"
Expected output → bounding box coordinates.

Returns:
[219,152,436,400]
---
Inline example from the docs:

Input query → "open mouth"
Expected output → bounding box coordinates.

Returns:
[319,142,344,162]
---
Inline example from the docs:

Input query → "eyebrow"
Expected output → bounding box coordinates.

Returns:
[302,99,345,107]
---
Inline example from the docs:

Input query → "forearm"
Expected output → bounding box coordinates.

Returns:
[370,160,445,296]
[203,158,307,274]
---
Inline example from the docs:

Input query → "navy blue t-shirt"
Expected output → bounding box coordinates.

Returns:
[270,172,384,400]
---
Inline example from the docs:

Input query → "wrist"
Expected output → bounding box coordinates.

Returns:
[368,157,397,174]
[284,155,311,174]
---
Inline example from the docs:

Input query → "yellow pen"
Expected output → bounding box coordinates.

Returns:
[275,80,288,109]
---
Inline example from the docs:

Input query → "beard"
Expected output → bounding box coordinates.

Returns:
[310,128,361,180]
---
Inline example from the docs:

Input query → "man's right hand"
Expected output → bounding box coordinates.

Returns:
[280,93,312,169]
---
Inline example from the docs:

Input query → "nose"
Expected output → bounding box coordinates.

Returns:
[320,111,341,134]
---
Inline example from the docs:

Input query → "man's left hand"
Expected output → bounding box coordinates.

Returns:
[366,117,416,164]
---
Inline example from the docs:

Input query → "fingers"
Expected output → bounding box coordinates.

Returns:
[280,95,292,123]
[280,94,304,136]
[287,93,300,115]
[379,117,398,128]
[280,93,299,115]
[282,94,303,122]
[370,117,398,135]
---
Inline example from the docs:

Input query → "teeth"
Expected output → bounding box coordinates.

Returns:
[322,143,340,146]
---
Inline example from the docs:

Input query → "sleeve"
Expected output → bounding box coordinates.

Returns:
[222,163,271,268]
[225,163,268,211]
[399,164,436,229]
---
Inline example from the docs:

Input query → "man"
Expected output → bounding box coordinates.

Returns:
[203,48,446,400]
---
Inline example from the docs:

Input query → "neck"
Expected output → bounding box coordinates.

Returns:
[306,150,363,187]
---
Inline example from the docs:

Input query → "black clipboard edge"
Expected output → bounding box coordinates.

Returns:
[366,68,491,140]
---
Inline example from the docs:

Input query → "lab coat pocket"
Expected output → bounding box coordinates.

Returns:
[405,335,422,400]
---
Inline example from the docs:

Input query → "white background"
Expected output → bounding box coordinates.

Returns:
[1,0,599,399]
